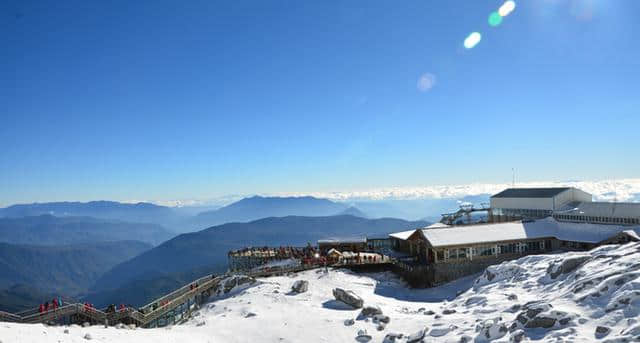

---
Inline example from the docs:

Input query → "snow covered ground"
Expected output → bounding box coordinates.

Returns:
[3,242,640,342]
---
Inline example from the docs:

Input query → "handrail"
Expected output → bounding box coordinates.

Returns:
[0,257,391,327]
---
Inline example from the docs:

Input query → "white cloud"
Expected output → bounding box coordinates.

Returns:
[147,179,640,207]
[272,178,640,202]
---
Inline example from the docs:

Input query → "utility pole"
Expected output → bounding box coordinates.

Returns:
[512,168,515,188]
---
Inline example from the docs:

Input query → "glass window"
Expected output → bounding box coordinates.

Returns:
[457,248,466,259]
[436,250,444,261]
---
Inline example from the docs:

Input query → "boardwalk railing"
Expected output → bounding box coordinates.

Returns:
[0,262,331,328]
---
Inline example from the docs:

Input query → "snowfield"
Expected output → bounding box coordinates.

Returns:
[3,243,640,342]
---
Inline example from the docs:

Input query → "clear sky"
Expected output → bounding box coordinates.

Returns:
[2,0,639,205]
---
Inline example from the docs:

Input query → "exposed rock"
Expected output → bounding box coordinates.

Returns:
[377,323,386,331]
[220,275,256,294]
[425,310,435,315]
[430,325,455,337]
[332,288,363,309]
[83,333,92,340]
[291,280,308,293]
[507,294,518,301]
[63,329,69,334]
[509,330,525,343]
[356,329,372,342]
[360,305,383,317]
[459,335,472,343]
[244,312,256,318]
[373,314,390,324]
[343,318,355,326]
[477,318,508,341]
[383,332,403,343]
[504,304,521,313]
[524,316,556,329]
[547,255,590,279]
[595,326,611,338]
[443,308,457,315]
[406,328,427,343]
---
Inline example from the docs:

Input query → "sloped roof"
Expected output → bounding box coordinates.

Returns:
[426,222,450,229]
[389,229,416,240]
[567,202,640,218]
[417,217,640,248]
[492,188,571,199]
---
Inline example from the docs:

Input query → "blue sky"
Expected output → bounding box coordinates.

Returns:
[2,0,639,205]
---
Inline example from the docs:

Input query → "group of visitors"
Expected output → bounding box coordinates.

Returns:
[189,283,199,291]
[105,304,127,313]
[228,244,320,260]
[38,297,63,314]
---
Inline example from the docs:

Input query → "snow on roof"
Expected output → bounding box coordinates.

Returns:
[492,187,571,199]
[389,229,416,240]
[425,222,450,229]
[327,248,342,256]
[318,237,366,244]
[563,201,640,218]
[419,217,640,247]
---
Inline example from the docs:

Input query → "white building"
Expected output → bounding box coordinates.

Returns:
[554,201,640,226]
[490,187,592,221]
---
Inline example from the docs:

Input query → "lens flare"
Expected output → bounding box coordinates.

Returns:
[498,1,516,17]
[464,32,482,49]
[488,12,503,27]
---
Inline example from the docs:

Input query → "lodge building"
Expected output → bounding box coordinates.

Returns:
[389,187,640,287]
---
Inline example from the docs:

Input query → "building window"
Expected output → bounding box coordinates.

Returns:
[457,248,467,259]
[436,250,444,261]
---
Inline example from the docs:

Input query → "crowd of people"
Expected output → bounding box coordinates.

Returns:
[38,297,63,314]
[229,244,320,260]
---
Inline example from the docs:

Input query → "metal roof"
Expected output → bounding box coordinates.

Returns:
[417,217,640,247]
[491,187,572,199]
[563,202,640,218]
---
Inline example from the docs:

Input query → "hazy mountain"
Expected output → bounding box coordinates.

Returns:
[0,201,185,230]
[0,215,175,246]
[93,215,428,292]
[86,264,224,308]
[338,206,368,217]
[0,241,152,296]
[353,194,491,220]
[0,284,59,312]
[192,196,356,228]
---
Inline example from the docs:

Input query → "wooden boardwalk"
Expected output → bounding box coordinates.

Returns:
[0,264,322,328]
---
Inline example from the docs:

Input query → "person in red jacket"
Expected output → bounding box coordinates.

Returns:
[52,298,58,309]
[38,304,44,314]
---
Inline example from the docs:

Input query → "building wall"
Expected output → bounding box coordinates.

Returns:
[554,188,592,207]
[490,197,555,211]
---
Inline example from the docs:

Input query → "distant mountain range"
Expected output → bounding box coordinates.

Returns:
[92,215,428,297]
[0,200,175,221]
[0,241,152,297]
[0,215,175,246]
[191,196,361,227]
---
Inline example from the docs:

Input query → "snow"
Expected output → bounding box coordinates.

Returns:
[5,242,640,342]
[389,229,415,240]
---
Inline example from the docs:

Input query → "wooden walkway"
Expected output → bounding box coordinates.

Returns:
[0,254,395,328]
[0,264,322,328]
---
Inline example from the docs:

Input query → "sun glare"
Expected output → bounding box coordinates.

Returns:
[464,32,482,49]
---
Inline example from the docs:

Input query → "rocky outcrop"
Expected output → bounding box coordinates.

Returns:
[360,305,382,317]
[291,280,308,293]
[332,288,363,309]
[547,255,590,279]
